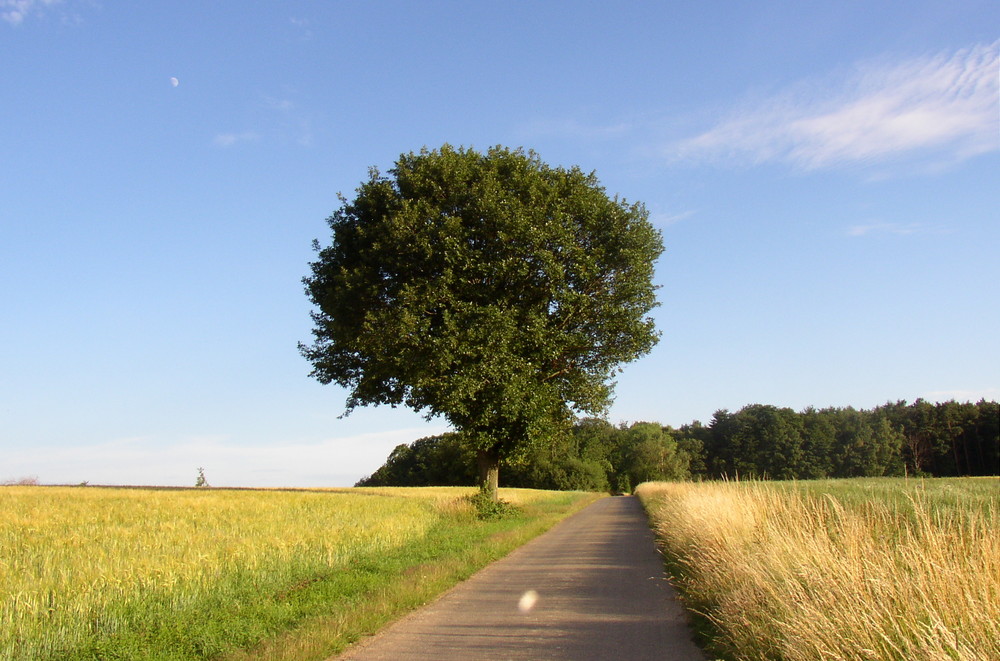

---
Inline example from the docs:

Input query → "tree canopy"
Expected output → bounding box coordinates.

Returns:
[301,145,663,495]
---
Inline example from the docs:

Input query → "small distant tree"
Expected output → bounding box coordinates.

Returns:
[1,476,40,486]
[301,145,663,499]
[195,467,209,488]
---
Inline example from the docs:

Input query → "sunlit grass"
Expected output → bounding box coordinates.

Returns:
[636,478,1000,661]
[1,485,598,660]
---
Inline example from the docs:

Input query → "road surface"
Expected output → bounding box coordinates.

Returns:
[332,496,706,661]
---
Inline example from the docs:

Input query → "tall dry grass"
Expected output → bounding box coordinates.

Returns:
[636,478,1000,661]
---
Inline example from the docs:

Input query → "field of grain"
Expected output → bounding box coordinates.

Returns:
[1,485,592,660]
[636,478,1000,661]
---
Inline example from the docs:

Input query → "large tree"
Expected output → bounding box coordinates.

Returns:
[301,145,663,498]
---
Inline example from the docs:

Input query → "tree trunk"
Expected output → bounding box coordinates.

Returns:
[477,447,500,501]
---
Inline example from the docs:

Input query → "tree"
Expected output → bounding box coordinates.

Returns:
[706,409,738,478]
[301,145,663,499]
[673,421,709,477]
[799,407,835,479]
[355,433,476,487]
[620,422,691,486]
[194,467,209,488]
[731,405,804,480]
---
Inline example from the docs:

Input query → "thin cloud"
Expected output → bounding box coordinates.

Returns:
[673,41,999,172]
[211,95,314,149]
[265,97,295,112]
[264,95,314,146]
[289,16,313,40]
[213,131,259,148]
[649,210,696,227]
[922,388,1000,403]
[3,427,448,487]
[1,0,61,25]
[846,222,951,237]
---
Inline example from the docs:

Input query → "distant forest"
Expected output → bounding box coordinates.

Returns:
[356,399,1000,492]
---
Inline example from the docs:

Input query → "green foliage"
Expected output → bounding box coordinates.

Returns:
[361,419,694,492]
[621,422,691,485]
[302,144,663,485]
[356,434,476,487]
[360,400,998,491]
[194,468,209,488]
[702,399,998,480]
[463,490,521,520]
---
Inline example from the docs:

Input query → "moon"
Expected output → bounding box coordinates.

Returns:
[170,77,179,87]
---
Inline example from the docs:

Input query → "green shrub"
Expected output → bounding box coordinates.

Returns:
[464,491,521,520]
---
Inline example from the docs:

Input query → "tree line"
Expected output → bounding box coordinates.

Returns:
[356,399,999,490]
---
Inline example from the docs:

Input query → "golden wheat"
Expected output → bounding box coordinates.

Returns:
[0,485,482,659]
[636,478,1000,661]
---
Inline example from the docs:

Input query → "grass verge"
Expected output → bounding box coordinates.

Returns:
[636,478,1000,661]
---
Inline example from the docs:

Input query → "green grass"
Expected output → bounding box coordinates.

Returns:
[1,486,600,661]
[783,475,999,514]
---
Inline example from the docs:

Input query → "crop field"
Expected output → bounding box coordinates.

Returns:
[1,485,597,661]
[636,477,1000,661]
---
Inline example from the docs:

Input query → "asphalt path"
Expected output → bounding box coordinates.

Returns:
[332,496,706,661]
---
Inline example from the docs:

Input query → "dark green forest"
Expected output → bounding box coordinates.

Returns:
[356,399,1000,491]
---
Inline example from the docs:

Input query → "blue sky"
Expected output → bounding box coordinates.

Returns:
[2,1,997,487]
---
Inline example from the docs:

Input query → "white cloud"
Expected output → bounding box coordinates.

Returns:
[1,0,60,25]
[212,131,259,148]
[2,427,448,487]
[922,388,1000,404]
[846,222,951,237]
[673,41,999,172]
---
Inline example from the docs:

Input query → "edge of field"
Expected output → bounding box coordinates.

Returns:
[222,488,603,661]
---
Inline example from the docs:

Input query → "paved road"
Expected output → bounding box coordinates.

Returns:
[332,496,706,661]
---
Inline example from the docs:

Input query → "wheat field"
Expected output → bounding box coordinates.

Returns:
[2,485,570,660]
[636,478,1000,661]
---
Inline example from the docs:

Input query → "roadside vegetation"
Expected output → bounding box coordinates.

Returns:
[1,485,599,661]
[636,478,1000,661]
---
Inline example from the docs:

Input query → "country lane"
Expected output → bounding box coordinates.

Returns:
[331,495,706,661]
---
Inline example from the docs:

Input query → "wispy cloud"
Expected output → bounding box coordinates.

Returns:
[3,427,448,487]
[1,0,60,25]
[212,131,260,148]
[673,41,999,172]
[265,97,295,113]
[846,222,951,237]
[289,16,313,40]
[922,388,1000,403]
[264,95,314,146]
[210,94,314,149]
[649,210,696,227]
